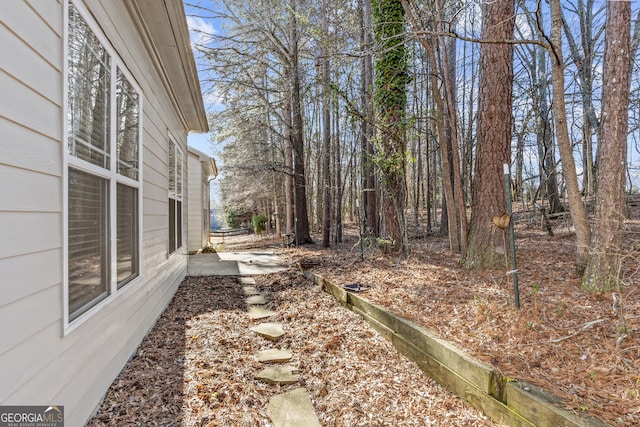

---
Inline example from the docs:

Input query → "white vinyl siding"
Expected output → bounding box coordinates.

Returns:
[0,1,200,425]
[187,149,212,252]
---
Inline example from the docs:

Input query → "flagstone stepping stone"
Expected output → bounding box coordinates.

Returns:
[238,277,257,285]
[246,295,266,305]
[257,349,293,363]
[243,286,260,295]
[247,306,277,320]
[267,388,321,427]
[250,323,284,340]
[255,366,299,385]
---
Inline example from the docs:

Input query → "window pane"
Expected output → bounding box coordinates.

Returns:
[169,198,176,253]
[176,149,182,198]
[177,200,182,249]
[168,141,176,197]
[67,4,111,169]
[68,168,110,320]
[117,184,138,288]
[116,69,139,180]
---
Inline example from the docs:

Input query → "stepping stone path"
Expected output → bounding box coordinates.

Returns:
[257,349,293,363]
[245,294,267,305]
[242,286,260,296]
[255,366,300,385]
[236,276,320,426]
[250,322,285,341]
[267,388,322,427]
[247,306,277,320]
[238,277,257,285]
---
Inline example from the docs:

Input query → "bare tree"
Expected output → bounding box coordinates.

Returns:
[321,0,332,247]
[561,0,604,197]
[360,0,378,237]
[550,0,592,270]
[583,0,631,291]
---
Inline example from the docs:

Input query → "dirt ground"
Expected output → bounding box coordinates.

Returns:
[261,214,639,426]
[86,273,500,426]
[87,209,639,426]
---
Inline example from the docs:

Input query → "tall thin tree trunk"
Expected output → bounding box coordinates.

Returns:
[283,66,294,236]
[561,0,600,197]
[321,0,332,248]
[583,0,631,290]
[289,0,313,244]
[532,32,563,214]
[361,0,378,237]
[334,94,343,244]
[402,0,467,253]
[440,29,468,253]
[550,0,591,270]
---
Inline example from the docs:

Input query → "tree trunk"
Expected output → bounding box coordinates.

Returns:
[289,0,313,244]
[360,0,378,237]
[334,93,343,244]
[550,0,591,270]
[400,0,467,253]
[561,0,600,197]
[372,0,409,253]
[283,66,294,237]
[532,34,563,214]
[440,30,468,253]
[582,0,631,291]
[321,0,332,248]
[463,0,515,269]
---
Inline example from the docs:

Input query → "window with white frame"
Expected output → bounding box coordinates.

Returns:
[168,140,183,254]
[66,1,141,322]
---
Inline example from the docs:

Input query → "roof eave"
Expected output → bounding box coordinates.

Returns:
[127,0,208,133]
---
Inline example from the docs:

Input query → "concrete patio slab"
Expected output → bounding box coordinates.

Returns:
[188,252,288,276]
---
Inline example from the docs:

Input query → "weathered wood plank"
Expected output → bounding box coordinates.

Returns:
[506,381,610,427]
[393,335,534,427]
[352,307,395,341]
[318,276,348,304]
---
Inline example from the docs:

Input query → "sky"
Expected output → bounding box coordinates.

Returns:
[183,0,640,200]
[184,4,224,210]
[185,11,218,158]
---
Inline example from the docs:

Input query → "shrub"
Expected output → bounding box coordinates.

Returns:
[252,213,267,235]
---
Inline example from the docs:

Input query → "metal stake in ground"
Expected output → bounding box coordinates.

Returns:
[504,163,520,309]
[356,199,364,260]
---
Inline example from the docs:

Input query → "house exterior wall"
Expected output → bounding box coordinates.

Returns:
[0,1,203,425]
[187,149,212,252]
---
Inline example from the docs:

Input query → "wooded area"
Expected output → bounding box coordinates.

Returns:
[186,0,640,290]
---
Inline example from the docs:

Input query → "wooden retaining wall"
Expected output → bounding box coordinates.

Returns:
[302,270,610,427]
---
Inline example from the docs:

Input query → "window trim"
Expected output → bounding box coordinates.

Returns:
[63,0,144,332]
[168,138,184,255]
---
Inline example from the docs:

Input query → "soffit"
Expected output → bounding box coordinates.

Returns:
[127,0,208,132]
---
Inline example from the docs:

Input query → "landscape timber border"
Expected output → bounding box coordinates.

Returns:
[300,268,610,427]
